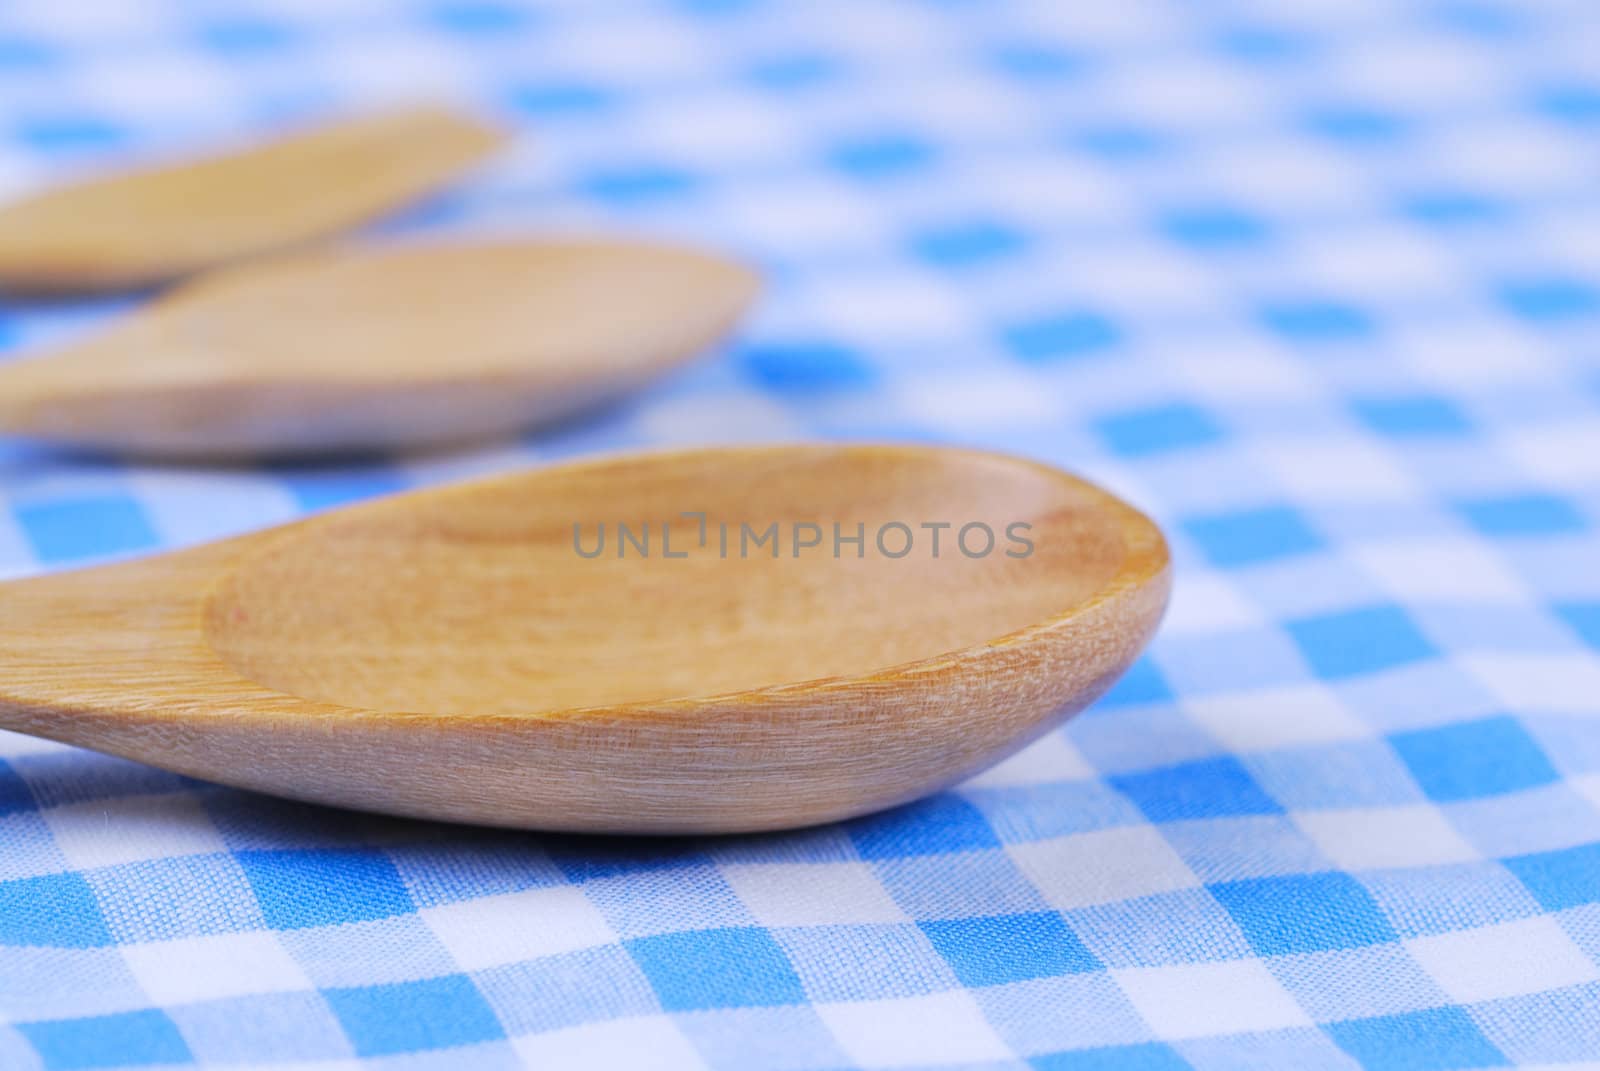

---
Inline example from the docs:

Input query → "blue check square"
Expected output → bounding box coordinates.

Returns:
[920,912,1099,986]
[1094,657,1173,707]
[1211,873,1396,954]
[1556,601,1600,648]
[627,927,806,1010]
[545,837,709,883]
[1033,1042,1192,1071]
[1390,716,1558,800]
[1111,757,1282,822]
[991,41,1088,79]
[0,35,58,70]
[0,873,111,948]
[195,15,298,54]
[0,759,33,816]
[324,975,504,1057]
[850,794,1001,859]
[741,342,875,392]
[911,219,1027,267]
[1159,204,1269,248]
[18,115,128,154]
[16,496,159,564]
[829,133,936,178]
[1095,403,1226,456]
[1456,493,1587,536]
[236,848,413,929]
[1259,298,1376,341]
[1351,395,1473,436]
[1002,310,1122,363]
[1327,1007,1505,1071]
[746,52,840,91]
[580,164,698,203]
[1504,842,1600,912]
[426,1,532,36]
[19,1010,190,1071]
[1289,606,1437,678]
[1215,24,1315,62]
[507,82,614,117]
[1303,104,1410,143]
[1499,276,1600,322]
[1074,124,1169,159]
[1183,505,1324,566]
[280,469,408,512]
[1536,83,1600,124]
[1401,190,1506,227]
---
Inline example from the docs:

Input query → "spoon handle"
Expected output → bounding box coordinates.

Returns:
[0,567,147,743]
[0,542,248,750]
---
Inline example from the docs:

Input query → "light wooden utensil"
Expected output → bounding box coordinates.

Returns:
[0,105,507,293]
[0,238,760,457]
[0,444,1169,834]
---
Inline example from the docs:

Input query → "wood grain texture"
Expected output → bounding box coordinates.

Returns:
[0,238,760,457]
[0,445,1170,834]
[0,105,506,293]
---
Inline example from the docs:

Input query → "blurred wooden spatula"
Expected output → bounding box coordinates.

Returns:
[0,238,760,458]
[0,105,507,294]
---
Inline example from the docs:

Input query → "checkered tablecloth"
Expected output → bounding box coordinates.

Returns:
[3,0,1600,1068]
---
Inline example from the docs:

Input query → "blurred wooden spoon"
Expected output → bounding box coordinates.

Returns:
[0,444,1169,834]
[0,105,506,293]
[0,238,759,457]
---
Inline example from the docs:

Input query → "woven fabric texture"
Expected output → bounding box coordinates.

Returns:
[2,0,1600,1068]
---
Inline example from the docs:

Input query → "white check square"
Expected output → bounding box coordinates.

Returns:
[965,733,1095,788]
[899,371,1063,432]
[806,272,977,344]
[721,179,888,255]
[1296,805,1479,871]
[1571,773,1600,813]
[1505,421,1600,485]
[1462,653,1600,717]
[122,932,311,1005]
[1396,319,1544,388]
[1261,441,1420,501]
[1010,827,1200,910]
[1406,917,1599,1003]
[1178,340,1322,405]
[512,1015,705,1070]
[722,862,905,927]
[1114,960,1311,1038]
[45,792,226,871]
[723,858,908,928]
[817,991,1011,1068]
[1162,573,1267,634]
[1185,685,1370,752]
[421,885,617,971]
[1350,540,1528,603]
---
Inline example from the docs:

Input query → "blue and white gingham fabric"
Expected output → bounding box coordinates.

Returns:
[3,0,1600,1067]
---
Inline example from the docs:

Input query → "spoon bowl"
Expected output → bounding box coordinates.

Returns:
[0,445,1169,833]
[0,238,759,458]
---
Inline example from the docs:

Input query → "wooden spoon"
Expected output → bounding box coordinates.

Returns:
[0,445,1169,834]
[0,105,507,293]
[0,238,760,457]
